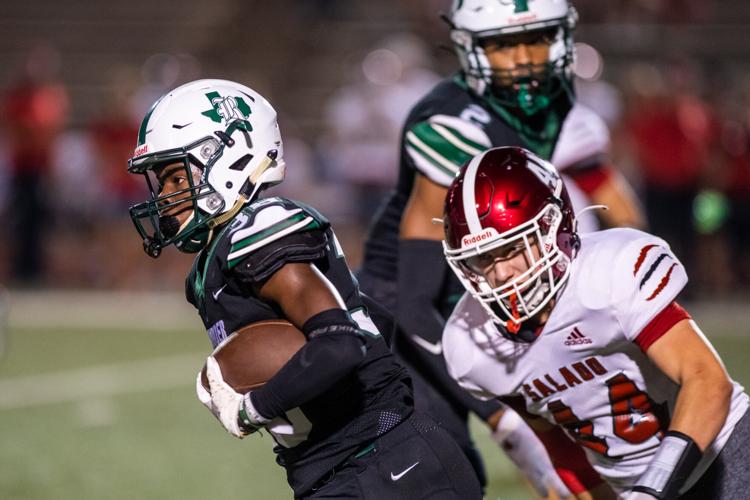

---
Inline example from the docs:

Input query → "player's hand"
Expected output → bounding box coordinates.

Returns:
[491,408,572,499]
[541,473,573,499]
[205,356,252,438]
[195,370,219,419]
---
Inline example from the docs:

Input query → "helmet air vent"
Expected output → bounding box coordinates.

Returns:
[229,154,254,171]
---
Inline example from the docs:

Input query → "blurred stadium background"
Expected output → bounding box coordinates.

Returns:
[1,1,749,499]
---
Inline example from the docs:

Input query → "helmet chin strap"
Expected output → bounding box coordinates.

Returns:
[176,212,196,235]
[503,278,550,334]
[207,150,278,229]
[506,293,522,334]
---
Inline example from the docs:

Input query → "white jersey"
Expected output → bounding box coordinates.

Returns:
[554,103,611,234]
[552,103,610,173]
[444,228,749,494]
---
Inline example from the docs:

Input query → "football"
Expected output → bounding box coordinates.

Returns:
[200,319,306,393]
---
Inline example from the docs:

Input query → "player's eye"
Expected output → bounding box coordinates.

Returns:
[481,37,518,53]
[527,28,557,45]
[483,28,557,51]
[465,244,523,274]
[466,253,495,272]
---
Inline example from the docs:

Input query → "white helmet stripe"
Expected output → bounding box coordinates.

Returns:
[462,151,488,233]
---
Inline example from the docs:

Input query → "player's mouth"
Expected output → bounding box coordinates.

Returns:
[159,203,193,238]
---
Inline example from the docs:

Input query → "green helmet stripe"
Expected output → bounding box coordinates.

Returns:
[137,95,163,146]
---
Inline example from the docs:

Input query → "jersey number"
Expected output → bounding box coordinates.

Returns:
[548,373,667,456]
[607,373,668,444]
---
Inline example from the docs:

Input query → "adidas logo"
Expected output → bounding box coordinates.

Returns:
[564,327,593,346]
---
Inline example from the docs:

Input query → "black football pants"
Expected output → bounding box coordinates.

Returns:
[679,409,750,499]
[355,270,488,491]
[300,412,482,499]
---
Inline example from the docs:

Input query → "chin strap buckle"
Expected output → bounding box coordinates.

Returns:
[506,293,522,334]
[143,237,162,258]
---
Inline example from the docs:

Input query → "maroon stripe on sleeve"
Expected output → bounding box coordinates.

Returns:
[633,244,658,276]
[634,302,691,353]
[646,263,678,301]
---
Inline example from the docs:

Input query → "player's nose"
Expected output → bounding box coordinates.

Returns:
[158,184,178,204]
[489,260,516,287]
[512,43,532,66]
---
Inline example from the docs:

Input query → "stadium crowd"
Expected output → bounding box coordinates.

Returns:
[0,0,748,296]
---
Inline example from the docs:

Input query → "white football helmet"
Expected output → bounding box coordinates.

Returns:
[128,79,285,257]
[449,0,577,115]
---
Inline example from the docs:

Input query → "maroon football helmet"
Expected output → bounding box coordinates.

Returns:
[443,147,579,335]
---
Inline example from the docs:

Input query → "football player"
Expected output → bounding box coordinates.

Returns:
[442,146,750,499]
[357,0,641,496]
[127,79,482,499]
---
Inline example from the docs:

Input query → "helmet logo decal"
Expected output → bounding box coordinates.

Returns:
[133,143,150,157]
[526,159,559,192]
[201,91,252,124]
[514,0,530,12]
[499,0,532,12]
[462,228,498,247]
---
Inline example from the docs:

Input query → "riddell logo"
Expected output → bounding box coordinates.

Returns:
[133,144,150,157]
[462,229,496,247]
[564,327,592,346]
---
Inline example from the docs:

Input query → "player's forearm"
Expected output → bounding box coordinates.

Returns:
[534,424,607,498]
[396,239,501,418]
[668,371,732,451]
[251,310,367,419]
[591,181,645,229]
[395,239,449,352]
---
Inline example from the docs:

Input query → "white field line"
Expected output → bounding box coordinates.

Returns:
[6,290,199,331]
[0,352,204,411]
[4,291,749,335]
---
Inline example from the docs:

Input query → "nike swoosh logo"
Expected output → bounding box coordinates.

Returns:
[410,335,442,355]
[212,284,228,301]
[172,122,192,129]
[390,461,419,481]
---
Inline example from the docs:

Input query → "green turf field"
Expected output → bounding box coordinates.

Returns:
[0,296,747,500]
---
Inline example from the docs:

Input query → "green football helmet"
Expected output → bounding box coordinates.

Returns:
[450,0,577,115]
[127,79,285,257]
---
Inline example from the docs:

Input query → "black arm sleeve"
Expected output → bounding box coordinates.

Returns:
[396,239,501,421]
[249,309,366,419]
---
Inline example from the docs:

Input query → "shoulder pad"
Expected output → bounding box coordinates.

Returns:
[444,294,515,401]
[613,230,686,302]
[576,229,688,339]
[552,103,610,170]
[223,197,325,269]
[405,114,491,186]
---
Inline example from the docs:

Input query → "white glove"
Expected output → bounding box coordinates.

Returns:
[196,370,219,419]
[205,356,250,438]
[493,408,572,499]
